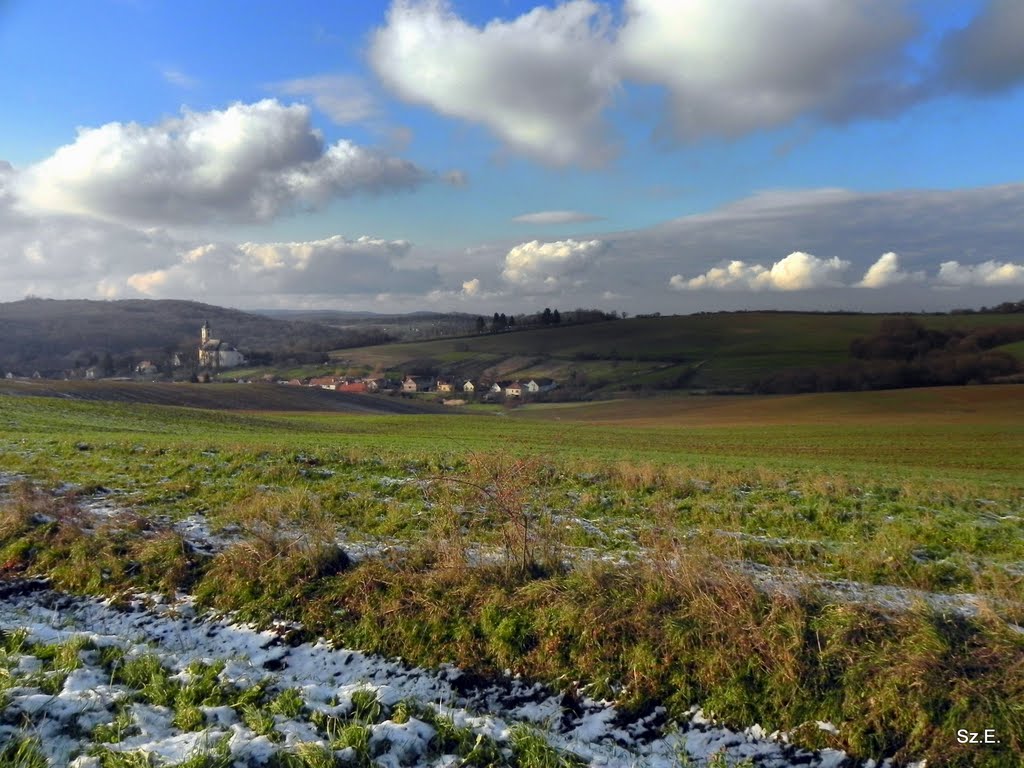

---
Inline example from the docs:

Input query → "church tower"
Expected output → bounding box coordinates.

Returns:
[201,320,210,345]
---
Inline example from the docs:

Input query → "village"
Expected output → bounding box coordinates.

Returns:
[0,320,562,403]
[277,373,558,401]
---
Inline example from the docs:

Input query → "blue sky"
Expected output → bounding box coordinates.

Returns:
[2,0,1024,312]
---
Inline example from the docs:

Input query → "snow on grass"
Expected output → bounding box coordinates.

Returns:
[0,584,886,767]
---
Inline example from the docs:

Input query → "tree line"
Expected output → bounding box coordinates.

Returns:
[753,317,1024,393]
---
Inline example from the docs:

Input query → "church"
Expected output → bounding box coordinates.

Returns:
[198,320,246,369]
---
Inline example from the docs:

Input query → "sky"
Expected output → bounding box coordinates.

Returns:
[2,0,1024,314]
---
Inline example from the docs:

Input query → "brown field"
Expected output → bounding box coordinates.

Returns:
[513,383,1024,427]
[0,378,444,415]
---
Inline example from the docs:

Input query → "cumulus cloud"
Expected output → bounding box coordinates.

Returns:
[617,0,919,140]
[858,252,925,288]
[670,251,850,291]
[502,238,606,290]
[939,0,1024,93]
[17,99,428,226]
[936,260,1024,286]
[124,235,439,299]
[461,277,481,296]
[273,74,378,124]
[512,210,601,225]
[370,0,618,166]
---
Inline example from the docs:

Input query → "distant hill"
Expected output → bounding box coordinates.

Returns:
[256,309,482,343]
[0,298,348,377]
[326,310,1024,394]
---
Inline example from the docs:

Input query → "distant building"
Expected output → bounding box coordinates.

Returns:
[198,320,246,369]
[135,360,159,376]
[462,380,475,393]
[402,375,434,392]
[526,378,557,393]
[436,379,454,393]
[505,381,523,398]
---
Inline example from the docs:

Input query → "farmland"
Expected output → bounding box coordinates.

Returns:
[323,311,1024,392]
[1,384,1022,766]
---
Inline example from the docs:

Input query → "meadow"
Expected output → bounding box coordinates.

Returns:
[0,385,1022,766]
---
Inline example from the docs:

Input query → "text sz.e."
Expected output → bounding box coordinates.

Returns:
[957,730,998,744]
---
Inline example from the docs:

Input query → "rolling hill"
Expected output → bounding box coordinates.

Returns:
[326,311,1024,393]
[0,298,348,376]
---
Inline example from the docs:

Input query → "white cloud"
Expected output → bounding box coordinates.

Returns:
[512,210,601,225]
[617,0,918,140]
[160,67,198,89]
[370,0,618,167]
[461,277,481,296]
[858,251,925,288]
[124,235,439,299]
[936,260,1024,286]
[273,74,378,124]
[17,99,427,226]
[502,238,606,290]
[671,251,850,291]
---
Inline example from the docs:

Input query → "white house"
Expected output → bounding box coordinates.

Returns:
[462,380,475,393]
[526,378,557,394]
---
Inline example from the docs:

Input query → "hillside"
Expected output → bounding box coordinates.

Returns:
[327,311,1024,393]
[0,298,348,376]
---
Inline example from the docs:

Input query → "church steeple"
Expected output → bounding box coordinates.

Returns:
[201,320,210,344]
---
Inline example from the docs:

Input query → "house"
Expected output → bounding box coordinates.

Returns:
[526,378,557,394]
[436,379,454,393]
[309,376,341,390]
[402,375,433,393]
[489,382,504,394]
[462,380,475,393]
[505,381,523,398]
[85,367,98,380]
[135,361,159,376]
[198,320,246,369]
[337,380,368,393]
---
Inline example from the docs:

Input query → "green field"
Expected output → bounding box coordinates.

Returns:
[1,384,1022,765]
[326,311,1024,391]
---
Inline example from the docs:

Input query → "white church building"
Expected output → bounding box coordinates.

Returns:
[198,320,246,369]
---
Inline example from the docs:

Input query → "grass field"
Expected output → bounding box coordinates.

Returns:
[326,312,1024,391]
[1,384,1022,765]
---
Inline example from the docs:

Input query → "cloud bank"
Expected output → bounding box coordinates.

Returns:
[858,252,926,288]
[370,0,618,166]
[125,235,439,300]
[502,238,607,291]
[618,0,919,140]
[17,100,427,226]
[670,251,850,291]
[370,0,1024,165]
[936,260,1024,286]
